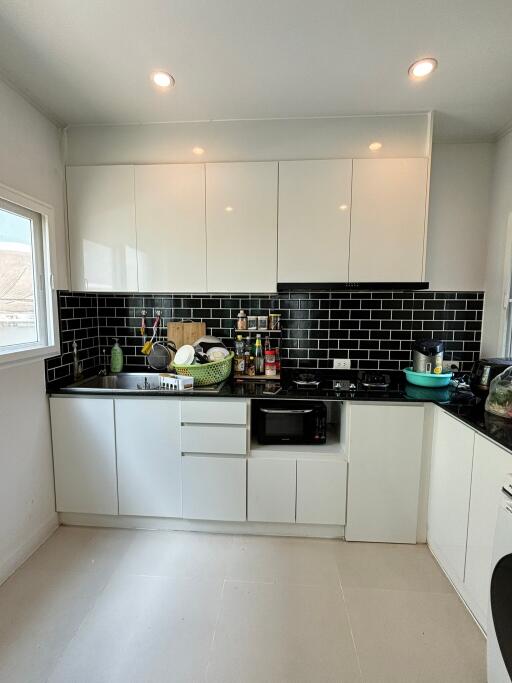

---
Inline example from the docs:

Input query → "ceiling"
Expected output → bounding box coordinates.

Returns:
[0,0,511,140]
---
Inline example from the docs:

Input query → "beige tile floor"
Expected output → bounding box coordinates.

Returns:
[0,527,486,683]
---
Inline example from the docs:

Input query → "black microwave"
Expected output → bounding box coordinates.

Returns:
[255,400,327,445]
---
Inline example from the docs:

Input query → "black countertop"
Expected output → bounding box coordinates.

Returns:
[48,368,512,454]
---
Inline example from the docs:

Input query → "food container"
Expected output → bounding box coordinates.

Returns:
[265,362,277,376]
[236,310,248,330]
[247,315,258,330]
[269,313,281,330]
[486,366,512,418]
[258,315,268,330]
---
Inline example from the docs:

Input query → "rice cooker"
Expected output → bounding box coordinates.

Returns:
[412,339,445,374]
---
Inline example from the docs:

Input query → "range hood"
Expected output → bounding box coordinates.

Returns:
[277,282,429,292]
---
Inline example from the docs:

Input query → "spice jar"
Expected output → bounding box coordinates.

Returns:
[247,315,258,330]
[258,315,268,330]
[236,309,248,330]
[269,312,281,330]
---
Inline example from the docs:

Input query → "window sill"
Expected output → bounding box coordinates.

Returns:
[0,343,61,371]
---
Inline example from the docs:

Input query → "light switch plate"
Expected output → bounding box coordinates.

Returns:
[333,358,351,370]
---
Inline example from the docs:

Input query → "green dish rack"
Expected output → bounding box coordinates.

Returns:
[172,352,234,386]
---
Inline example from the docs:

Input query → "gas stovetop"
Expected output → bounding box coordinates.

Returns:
[286,371,402,397]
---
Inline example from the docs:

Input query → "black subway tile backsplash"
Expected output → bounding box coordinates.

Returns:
[45,289,484,386]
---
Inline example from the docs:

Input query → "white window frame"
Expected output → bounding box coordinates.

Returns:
[0,182,59,367]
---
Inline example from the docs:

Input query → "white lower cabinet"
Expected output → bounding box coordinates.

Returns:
[464,433,512,628]
[182,456,246,521]
[115,399,182,518]
[50,397,118,515]
[296,459,347,525]
[428,410,475,588]
[181,424,247,455]
[346,403,424,543]
[247,458,296,523]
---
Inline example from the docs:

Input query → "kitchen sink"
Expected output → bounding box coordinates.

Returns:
[62,373,226,394]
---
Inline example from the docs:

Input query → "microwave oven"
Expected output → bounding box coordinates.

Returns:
[255,400,327,445]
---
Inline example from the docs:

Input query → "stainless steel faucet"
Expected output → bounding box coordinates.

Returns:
[98,348,108,376]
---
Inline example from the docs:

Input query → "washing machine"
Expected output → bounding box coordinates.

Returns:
[488,477,512,683]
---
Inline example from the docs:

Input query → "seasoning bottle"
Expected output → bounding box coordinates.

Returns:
[275,347,281,375]
[254,334,264,375]
[247,356,256,376]
[236,309,248,330]
[234,335,245,374]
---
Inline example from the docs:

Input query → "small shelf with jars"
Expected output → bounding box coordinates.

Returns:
[233,310,282,382]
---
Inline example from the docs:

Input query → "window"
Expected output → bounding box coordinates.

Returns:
[0,185,58,364]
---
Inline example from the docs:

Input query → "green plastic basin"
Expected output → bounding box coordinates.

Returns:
[404,367,453,387]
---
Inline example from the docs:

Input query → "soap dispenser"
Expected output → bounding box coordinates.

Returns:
[110,338,124,373]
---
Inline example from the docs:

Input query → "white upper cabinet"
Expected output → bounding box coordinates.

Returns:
[278,159,352,283]
[349,158,428,282]
[67,165,138,292]
[134,164,207,292]
[205,162,278,292]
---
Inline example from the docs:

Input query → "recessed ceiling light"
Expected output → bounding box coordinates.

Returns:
[408,58,438,80]
[225,206,234,212]
[192,146,205,156]
[339,204,348,211]
[369,141,382,151]
[151,71,175,88]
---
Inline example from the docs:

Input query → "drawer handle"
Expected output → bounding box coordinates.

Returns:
[260,408,313,414]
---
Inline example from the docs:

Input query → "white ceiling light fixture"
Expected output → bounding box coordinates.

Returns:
[151,71,175,88]
[369,141,382,151]
[192,146,205,155]
[408,58,438,80]
[339,204,348,211]
[225,206,234,212]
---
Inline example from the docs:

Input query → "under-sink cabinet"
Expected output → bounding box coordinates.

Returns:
[115,399,182,518]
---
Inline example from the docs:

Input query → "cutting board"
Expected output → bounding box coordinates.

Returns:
[167,321,206,348]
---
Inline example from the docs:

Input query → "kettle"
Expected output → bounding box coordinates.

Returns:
[412,338,445,374]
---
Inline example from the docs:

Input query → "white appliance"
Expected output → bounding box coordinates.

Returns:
[488,477,512,683]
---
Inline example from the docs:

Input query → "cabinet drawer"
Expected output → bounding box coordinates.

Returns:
[181,424,247,454]
[180,399,247,425]
[182,455,246,521]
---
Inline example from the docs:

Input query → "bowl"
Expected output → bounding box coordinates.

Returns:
[404,367,453,387]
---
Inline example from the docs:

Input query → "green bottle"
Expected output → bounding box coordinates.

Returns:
[110,338,124,373]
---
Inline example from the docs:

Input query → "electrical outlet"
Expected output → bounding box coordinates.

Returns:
[442,360,460,372]
[333,358,351,370]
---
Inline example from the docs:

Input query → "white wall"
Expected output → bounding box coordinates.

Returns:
[481,130,512,356]
[0,79,65,583]
[0,80,68,288]
[426,142,494,291]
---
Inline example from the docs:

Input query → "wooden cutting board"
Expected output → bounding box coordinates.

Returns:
[167,321,206,347]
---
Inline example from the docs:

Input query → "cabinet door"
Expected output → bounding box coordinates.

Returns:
[278,160,352,282]
[50,397,117,514]
[115,399,182,518]
[182,456,246,521]
[66,165,138,292]
[346,403,424,543]
[296,459,347,525]
[247,458,296,523]
[350,158,428,282]
[428,410,475,587]
[135,164,206,292]
[206,162,278,292]
[465,434,512,629]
